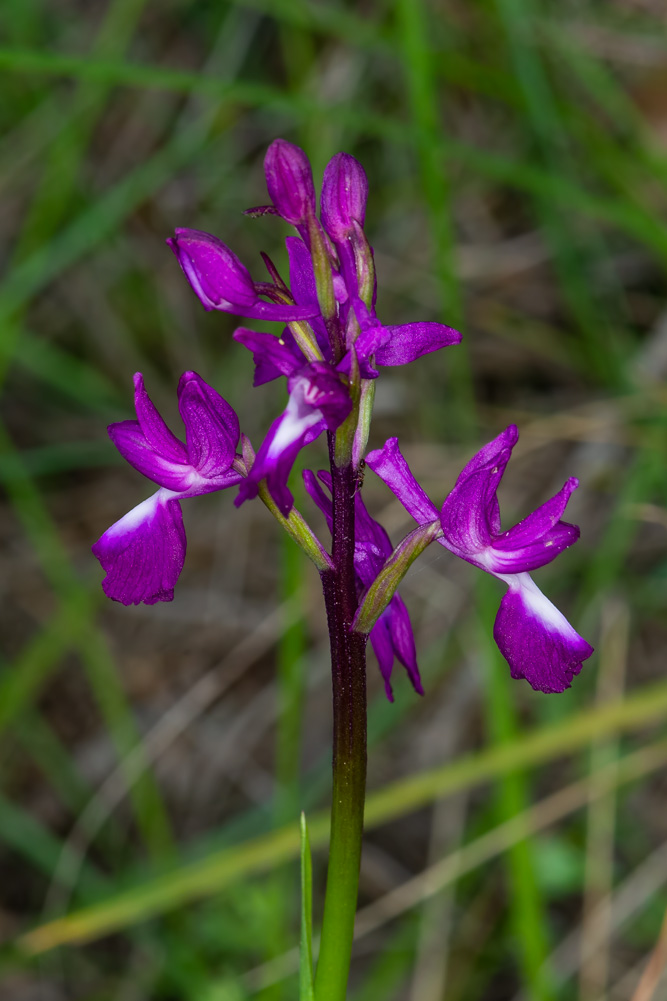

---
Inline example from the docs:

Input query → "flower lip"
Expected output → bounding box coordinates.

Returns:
[321,152,369,241]
[264,138,316,226]
[92,490,186,606]
[494,573,594,693]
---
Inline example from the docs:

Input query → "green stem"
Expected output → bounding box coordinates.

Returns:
[314,446,367,1001]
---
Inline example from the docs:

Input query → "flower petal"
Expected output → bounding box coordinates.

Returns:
[369,614,396,701]
[369,596,422,702]
[489,477,580,572]
[439,427,518,556]
[493,573,593,693]
[133,373,188,464]
[108,421,194,491]
[374,321,462,367]
[303,469,333,532]
[233,327,302,386]
[92,492,186,606]
[365,437,439,525]
[488,522,580,574]
[387,594,423,695]
[177,371,240,480]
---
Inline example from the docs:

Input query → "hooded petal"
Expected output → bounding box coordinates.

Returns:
[233,327,302,386]
[133,373,188,464]
[177,371,242,484]
[493,573,594,693]
[108,421,193,492]
[92,492,186,606]
[365,438,439,525]
[439,427,518,556]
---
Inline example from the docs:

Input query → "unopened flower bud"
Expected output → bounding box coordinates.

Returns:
[264,138,316,226]
[321,152,368,241]
[167,227,317,322]
[167,228,257,310]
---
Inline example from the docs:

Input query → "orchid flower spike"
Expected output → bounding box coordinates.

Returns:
[92,372,243,605]
[303,469,422,701]
[366,427,593,693]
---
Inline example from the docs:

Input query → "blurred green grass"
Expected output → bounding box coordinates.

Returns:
[0,1,666,999]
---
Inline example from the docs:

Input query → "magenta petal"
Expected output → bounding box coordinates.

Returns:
[488,521,580,573]
[233,328,302,385]
[365,438,439,525]
[388,594,423,696]
[133,374,188,464]
[490,478,580,570]
[369,597,422,701]
[374,321,462,366]
[370,616,396,701]
[92,492,186,606]
[493,575,594,693]
[108,421,193,491]
[303,469,333,532]
[177,371,239,478]
[440,428,518,554]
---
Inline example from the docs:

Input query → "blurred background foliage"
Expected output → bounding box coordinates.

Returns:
[0,0,667,998]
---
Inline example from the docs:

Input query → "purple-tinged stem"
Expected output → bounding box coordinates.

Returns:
[314,436,367,1001]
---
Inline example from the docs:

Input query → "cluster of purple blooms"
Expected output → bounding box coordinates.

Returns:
[93,139,593,696]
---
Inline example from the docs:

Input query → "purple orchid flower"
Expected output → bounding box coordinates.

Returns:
[92,372,243,605]
[366,427,593,693]
[303,469,422,701]
[167,228,318,322]
[234,358,352,516]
